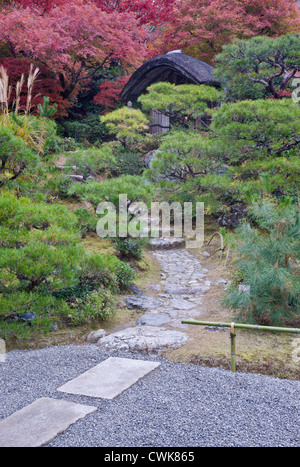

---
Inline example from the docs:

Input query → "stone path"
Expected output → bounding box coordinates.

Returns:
[0,243,216,447]
[95,248,212,353]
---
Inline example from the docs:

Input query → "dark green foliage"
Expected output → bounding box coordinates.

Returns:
[37,96,57,118]
[145,98,300,216]
[0,193,135,338]
[138,82,222,129]
[74,208,98,236]
[0,292,70,340]
[215,34,300,100]
[110,151,144,176]
[62,289,116,326]
[211,99,300,162]
[60,113,109,144]
[66,145,115,178]
[68,174,154,209]
[224,201,300,325]
[114,237,145,261]
[0,125,39,185]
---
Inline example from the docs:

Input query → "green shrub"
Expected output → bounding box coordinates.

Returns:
[110,151,144,176]
[114,237,145,260]
[61,113,109,144]
[80,253,135,289]
[138,82,222,128]
[100,106,150,149]
[0,125,39,185]
[62,289,116,325]
[0,292,70,339]
[66,145,115,178]
[0,113,58,155]
[224,201,300,325]
[61,136,78,152]
[0,192,136,338]
[74,208,97,236]
[68,174,154,208]
[113,260,136,287]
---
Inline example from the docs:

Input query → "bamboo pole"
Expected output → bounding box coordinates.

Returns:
[230,322,236,372]
[181,320,300,333]
[181,319,300,372]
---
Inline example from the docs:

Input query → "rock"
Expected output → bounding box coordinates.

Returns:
[124,295,163,310]
[147,284,161,292]
[144,150,160,169]
[205,326,225,332]
[163,285,189,294]
[203,251,210,258]
[22,312,36,321]
[86,329,107,344]
[215,279,232,288]
[136,313,171,326]
[51,322,59,332]
[169,299,196,310]
[149,237,185,250]
[67,174,84,182]
[239,284,250,294]
[128,284,144,296]
[96,326,189,354]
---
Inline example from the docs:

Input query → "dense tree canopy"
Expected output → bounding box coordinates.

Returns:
[215,34,300,100]
[0,1,147,102]
[10,0,175,26]
[152,0,300,63]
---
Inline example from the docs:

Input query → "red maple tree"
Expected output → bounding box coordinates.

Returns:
[0,1,147,103]
[0,57,71,116]
[8,0,175,25]
[152,0,300,63]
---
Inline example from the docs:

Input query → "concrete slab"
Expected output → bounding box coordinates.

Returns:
[57,357,160,399]
[0,397,97,447]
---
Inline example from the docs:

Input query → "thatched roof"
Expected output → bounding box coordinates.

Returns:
[121,51,219,102]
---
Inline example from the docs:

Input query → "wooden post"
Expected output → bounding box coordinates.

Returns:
[230,322,236,373]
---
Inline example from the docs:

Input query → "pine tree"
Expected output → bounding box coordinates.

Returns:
[224,200,300,325]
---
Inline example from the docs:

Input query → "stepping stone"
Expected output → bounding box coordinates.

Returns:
[149,238,185,249]
[0,397,96,447]
[169,298,197,310]
[57,357,160,400]
[136,312,171,326]
[124,295,163,310]
[164,285,189,294]
[96,326,188,354]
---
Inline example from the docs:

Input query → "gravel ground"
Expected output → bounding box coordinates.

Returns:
[0,344,299,447]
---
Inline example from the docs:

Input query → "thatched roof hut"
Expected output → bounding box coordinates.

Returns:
[121,50,219,103]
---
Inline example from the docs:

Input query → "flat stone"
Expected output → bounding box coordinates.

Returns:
[124,295,163,310]
[149,237,185,250]
[136,313,171,326]
[169,299,196,310]
[147,284,161,292]
[0,398,96,447]
[189,287,209,295]
[96,326,188,354]
[86,329,107,344]
[164,285,189,294]
[57,357,160,400]
[205,326,226,332]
